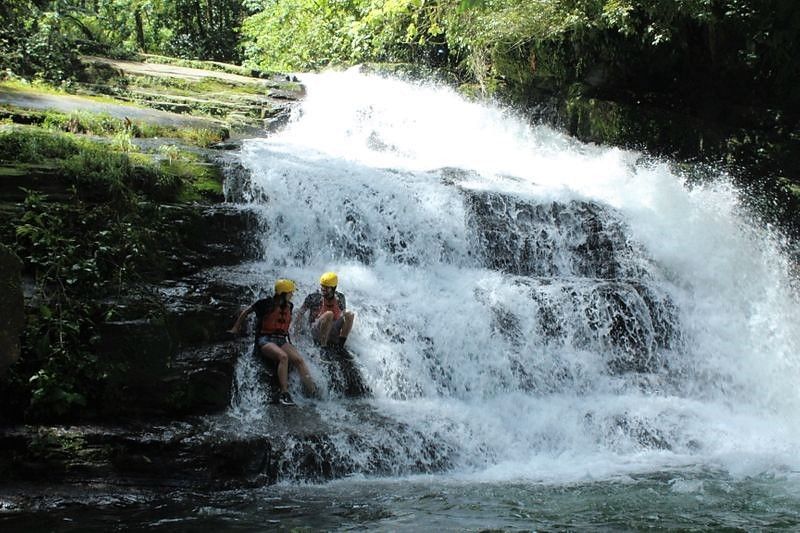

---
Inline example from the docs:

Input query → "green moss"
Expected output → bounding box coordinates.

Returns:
[0,126,224,204]
[0,79,70,96]
[134,53,275,79]
[0,105,226,147]
[0,165,31,177]
[126,74,268,96]
[0,127,82,162]
[152,147,224,202]
[779,177,800,200]
[564,95,631,146]
[179,165,224,202]
[0,80,131,107]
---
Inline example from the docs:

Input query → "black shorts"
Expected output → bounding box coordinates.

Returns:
[256,334,289,348]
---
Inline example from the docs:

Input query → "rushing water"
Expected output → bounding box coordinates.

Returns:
[234,69,800,477]
[5,70,800,530]
[4,473,800,531]
[224,70,800,528]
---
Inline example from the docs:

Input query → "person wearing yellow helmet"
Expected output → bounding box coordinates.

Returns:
[228,278,316,406]
[296,271,356,349]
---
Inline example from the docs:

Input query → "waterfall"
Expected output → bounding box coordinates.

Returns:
[229,69,800,484]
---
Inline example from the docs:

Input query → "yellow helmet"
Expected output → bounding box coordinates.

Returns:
[320,271,338,288]
[274,278,296,295]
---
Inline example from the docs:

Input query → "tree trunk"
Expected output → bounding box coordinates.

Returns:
[194,0,207,40]
[134,7,147,52]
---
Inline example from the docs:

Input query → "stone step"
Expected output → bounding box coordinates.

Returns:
[0,403,451,489]
[0,163,70,201]
[156,204,263,275]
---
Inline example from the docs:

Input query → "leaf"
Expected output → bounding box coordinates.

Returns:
[459,0,484,11]
[16,224,38,238]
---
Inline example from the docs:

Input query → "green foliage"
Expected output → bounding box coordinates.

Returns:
[0,128,132,205]
[237,0,800,114]
[110,132,139,153]
[0,128,81,163]
[0,126,222,205]
[158,143,182,163]
[0,105,226,147]
[61,145,138,205]
[0,2,82,83]
[10,190,156,418]
[0,125,225,421]
[178,128,225,148]
[1,131,220,420]
[241,0,452,71]
[441,0,800,108]
[42,110,122,136]
[1,0,247,83]
[241,0,355,71]
[159,0,246,61]
[2,0,796,113]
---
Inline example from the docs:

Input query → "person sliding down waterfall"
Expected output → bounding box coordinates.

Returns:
[228,279,317,406]
[296,272,355,350]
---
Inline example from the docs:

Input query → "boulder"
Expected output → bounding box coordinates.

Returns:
[94,275,250,417]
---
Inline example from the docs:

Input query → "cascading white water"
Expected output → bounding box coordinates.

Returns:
[232,69,800,483]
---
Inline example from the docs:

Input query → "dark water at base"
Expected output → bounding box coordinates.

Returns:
[4,471,800,531]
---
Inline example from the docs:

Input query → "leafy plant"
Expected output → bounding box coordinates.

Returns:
[110,131,138,152]
[12,192,113,417]
[7,185,180,420]
[0,128,81,163]
[158,143,182,164]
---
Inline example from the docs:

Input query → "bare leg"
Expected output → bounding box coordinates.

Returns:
[340,311,355,339]
[283,343,317,396]
[260,343,289,393]
[314,311,335,347]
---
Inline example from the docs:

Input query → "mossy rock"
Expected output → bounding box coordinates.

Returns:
[562,91,724,156]
[0,244,24,377]
[0,162,69,201]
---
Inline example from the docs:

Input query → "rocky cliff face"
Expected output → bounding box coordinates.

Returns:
[0,57,379,494]
[0,245,24,377]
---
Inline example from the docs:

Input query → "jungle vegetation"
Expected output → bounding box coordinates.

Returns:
[4,1,798,173]
[3,1,798,111]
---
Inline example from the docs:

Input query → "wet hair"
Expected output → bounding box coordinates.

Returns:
[274,292,290,309]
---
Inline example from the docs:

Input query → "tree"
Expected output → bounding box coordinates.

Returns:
[0,0,248,82]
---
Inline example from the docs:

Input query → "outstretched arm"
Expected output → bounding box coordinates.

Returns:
[293,303,308,334]
[227,303,255,335]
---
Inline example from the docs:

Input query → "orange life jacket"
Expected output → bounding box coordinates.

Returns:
[317,296,342,321]
[260,304,292,335]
